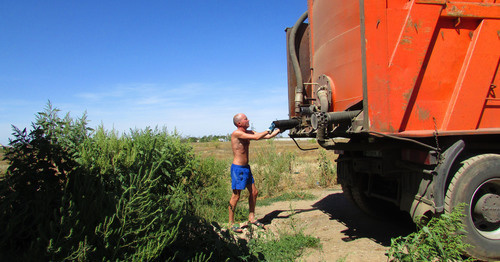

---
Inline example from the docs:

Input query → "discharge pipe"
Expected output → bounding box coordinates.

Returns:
[289,11,309,114]
[311,110,361,130]
[272,119,301,131]
[313,110,361,147]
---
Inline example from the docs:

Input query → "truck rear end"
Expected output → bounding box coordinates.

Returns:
[279,0,500,259]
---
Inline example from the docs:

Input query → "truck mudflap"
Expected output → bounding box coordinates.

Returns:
[432,139,465,214]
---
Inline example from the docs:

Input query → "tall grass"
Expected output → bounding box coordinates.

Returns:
[253,140,296,198]
[318,149,336,187]
[190,156,247,223]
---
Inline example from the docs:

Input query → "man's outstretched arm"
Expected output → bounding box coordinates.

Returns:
[233,130,268,140]
[264,128,280,139]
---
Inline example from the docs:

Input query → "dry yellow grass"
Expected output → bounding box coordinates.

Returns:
[191,139,339,190]
[191,139,334,161]
[0,150,8,176]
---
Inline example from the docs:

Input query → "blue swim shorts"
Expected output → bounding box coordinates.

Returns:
[231,164,254,190]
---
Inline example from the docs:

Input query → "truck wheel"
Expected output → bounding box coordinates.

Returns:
[337,159,356,206]
[348,172,401,219]
[350,182,397,219]
[445,154,500,261]
[337,156,401,219]
[341,184,356,205]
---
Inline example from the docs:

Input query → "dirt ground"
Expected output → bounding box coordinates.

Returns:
[252,188,416,262]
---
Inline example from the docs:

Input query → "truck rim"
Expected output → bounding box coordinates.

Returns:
[470,178,500,239]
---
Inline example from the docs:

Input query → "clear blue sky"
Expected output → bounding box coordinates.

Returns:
[0,1,307,145]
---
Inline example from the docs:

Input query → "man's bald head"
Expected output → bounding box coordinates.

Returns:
[233,113,245,127]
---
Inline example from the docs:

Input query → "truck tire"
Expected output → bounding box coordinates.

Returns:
[341,184,356,206]
[337,156,402,219]
[350,181,397,219]
[349,173,402,219]
[337,159,356,206]
[444,154,500,261]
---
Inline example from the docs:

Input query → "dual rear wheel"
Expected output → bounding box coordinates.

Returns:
[338,153,500,260]
[337,158,400,219]
[445,154,500,261]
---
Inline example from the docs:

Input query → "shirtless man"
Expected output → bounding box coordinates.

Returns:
[229,113,280,233]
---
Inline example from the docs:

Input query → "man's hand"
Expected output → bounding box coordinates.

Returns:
[261,127,280,139]
[266,122,276,134]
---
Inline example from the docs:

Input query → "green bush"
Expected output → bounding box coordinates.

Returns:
[387,204,473,261]
[0,104,208,261]
[190,156,242,222]
[0,103,92,260]
[76,127,194,261]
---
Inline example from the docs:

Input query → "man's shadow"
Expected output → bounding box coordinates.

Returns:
[259,191,416,246]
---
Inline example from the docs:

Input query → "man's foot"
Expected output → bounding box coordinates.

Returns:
[250,220,265,229]
[231,223,243,233]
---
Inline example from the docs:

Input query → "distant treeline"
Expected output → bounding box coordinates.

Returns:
[183,133,285,143]
[182,134,230,143]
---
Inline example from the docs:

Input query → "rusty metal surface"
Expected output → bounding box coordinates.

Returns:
[309,0,363,112]
[442,2,500,19]
[304,0,500,136]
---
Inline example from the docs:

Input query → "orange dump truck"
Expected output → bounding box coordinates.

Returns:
[274,0,500,259]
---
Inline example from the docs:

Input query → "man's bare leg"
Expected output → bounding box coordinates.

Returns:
[247,183,258,222]
[229,189,241,225]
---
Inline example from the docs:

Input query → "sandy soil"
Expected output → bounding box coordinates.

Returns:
[253,188,416,262]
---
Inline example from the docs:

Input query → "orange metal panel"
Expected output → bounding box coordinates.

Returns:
[307,0,315,76]
[416,0,499,4]
[387,0,413,55]
[366,1,443,132]
[401,18,479,132]
[310,0,363,112]
[362,0,499,135]
[478,51,500,129]
[443,19,500,130]
[304,0,499,136]
[362,0,390,130]
[442,2,500,18]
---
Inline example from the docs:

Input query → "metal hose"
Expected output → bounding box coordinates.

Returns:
[289,11,309,113]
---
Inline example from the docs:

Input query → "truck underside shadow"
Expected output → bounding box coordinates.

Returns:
[312,192,415,246]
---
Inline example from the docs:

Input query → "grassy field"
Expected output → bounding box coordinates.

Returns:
[0,139,339,188]
[0,147,8,176]
[192,139,339,191]
[192,138,327,161]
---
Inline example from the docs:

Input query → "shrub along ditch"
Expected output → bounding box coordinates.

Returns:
[0,104,242,261]
[0,103,319,261]
[387,204,473,261]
